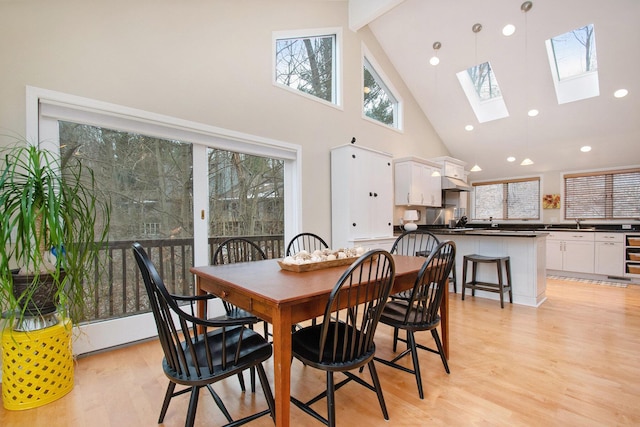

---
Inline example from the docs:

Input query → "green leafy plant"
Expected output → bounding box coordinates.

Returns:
[0,140,110,329]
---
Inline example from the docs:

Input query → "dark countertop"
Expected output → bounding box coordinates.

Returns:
[430,228,544,237]
[398,225,639,237]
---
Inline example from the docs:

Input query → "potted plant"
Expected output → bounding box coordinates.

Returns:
[0,139,110,409]
[0,140,110,330]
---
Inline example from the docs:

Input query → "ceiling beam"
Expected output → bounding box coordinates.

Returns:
[348,0,405,32]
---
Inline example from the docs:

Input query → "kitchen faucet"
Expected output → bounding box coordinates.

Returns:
[575,218,582,229]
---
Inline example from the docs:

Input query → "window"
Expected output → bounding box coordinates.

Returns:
[59,122,195,246]
[208,150,284,237]
[545,24,599,104]
[363,56,400,128]
[473,177,540,220]
[456,61,509,123]
[549,24,598,80]
[564,168,640,220]
[274,28,340,106]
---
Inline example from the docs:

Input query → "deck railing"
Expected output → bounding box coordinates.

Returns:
[84,235,284,322]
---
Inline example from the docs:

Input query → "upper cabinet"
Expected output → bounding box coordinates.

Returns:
[431,156,467,181]
[394,157,442,207]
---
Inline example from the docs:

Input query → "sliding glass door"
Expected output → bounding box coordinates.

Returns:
[33,87,299,354]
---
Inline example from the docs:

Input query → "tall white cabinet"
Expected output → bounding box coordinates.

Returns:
[331,144,394,250]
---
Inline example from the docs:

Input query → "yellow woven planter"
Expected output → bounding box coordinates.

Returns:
[2,319,74,410]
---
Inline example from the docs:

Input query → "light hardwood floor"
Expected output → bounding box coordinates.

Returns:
[2,277,639,426]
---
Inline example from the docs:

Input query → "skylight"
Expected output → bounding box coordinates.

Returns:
[545,24,599,104]
[456,61,509,123]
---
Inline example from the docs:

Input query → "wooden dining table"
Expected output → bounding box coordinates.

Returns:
[191,254,449,427]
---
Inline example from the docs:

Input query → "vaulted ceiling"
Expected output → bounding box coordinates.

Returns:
[356,0,639,180]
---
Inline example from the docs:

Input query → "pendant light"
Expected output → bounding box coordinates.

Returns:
[429,41,442,66]
[470,23,482,172]
[520,1,534,166]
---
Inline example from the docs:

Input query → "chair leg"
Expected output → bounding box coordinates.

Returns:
[158,381,176,423]
[506,259,514,303]
[237,372,246,391]
[250,367,256,393]
[368,360,389,420]
[471,261,478,297]
[327,371,336,427]
[431,329,450,374]
[461,258,467,300]
[407,331,424,399]
[256,363,276,420]
[185,386,200,427]
[451,258,457,293]
[392,327,399,352]
[497,260,505,309]
[205,384,233,423]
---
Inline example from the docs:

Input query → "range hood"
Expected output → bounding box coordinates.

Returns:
[442,176,472,192]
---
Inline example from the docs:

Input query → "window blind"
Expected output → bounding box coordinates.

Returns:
[565,168,640,219]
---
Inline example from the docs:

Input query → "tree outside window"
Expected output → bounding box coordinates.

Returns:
[275,33,336,104]
[473,178,540,220]
[363,57,399,128]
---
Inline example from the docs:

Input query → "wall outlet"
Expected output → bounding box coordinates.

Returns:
[622,224,632,230]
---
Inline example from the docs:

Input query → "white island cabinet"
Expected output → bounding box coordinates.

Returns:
[432,230,548,307]
[331,144,395,251]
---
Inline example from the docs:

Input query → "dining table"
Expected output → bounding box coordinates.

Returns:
[191,254,449,427]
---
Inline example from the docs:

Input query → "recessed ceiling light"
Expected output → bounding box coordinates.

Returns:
[465,125,474,131]
[614,89,628,98]
[580,146,592,152]
[429,56,440,66]
[502,24,516,36]
[520,158,534,166]
[528,109,539,117]
[507,156,516,162]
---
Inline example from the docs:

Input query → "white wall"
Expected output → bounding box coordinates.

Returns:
[0,0,450,242]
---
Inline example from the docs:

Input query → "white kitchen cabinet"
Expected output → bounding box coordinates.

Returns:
[443,161,465,180]
[546,231,595,273]
[431,156,467,181]
[595,233,624,276]
[331,144,394,250]
[394,157,442,207]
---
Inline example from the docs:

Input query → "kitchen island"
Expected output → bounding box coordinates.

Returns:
[431,229,548,307]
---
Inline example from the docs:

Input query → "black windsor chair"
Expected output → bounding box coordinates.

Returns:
[375,240,456,399]
[211,237,270,391]
[285,232,329,256]
[290,249,396,427]
[131,242,275,427]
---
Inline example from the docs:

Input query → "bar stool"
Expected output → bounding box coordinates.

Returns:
[461,254,513,308]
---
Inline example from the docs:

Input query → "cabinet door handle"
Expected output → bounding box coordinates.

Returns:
[407,193,410,203]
